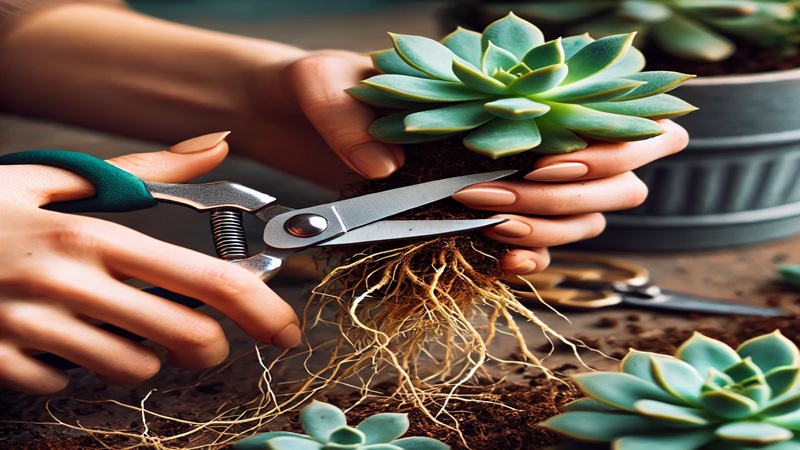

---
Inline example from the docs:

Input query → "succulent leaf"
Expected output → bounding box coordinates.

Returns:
[356,413,409,444]
[563,397,619,412]
[761,391,800,417]
[715,421,794,444]
[619,0,673,22]
[351,12,694,157]
[328,427,367,446]
[738,331,800,374]
[652,15,736,61]
[540,411,658,442]
[651,356,704,405]
[266,436,324,450]
[632,399,710,425]
[463,118,541,158]
[613,429,718,450]
[765,367,800,399]
[301,401,349,442]
[724,357,765,384]
[392,437,452,450]
[699,387,760,419]
[676,332,742,378]
[572,372,678,411]
[233,432,312,450]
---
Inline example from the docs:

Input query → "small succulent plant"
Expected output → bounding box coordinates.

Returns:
[779,265,800,288]
[347,13,695,159]
[492,1,800,61]
[232,400,450,450]
[541,331,800,450]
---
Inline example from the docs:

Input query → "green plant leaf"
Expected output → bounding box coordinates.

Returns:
[740,384,772,408]
[370,49,433,78]
[560,33,594,59]
[769,410,800,431]
[765,367,800,400]
[699,388,759,419]
[545,103,664,141]
[724,357,765,384]
[301,401,348,442]
[651,356,705,405]
[762,391,800,418]
[404,101,493,133]
[587,94,698,120]
[451,59,510,95]
[633,399,710,425]
[463,118,541,158]
[392,437,451,450]
[522,38,565,69]
[482,41,518,76]
[590,44,646,80]
[778,265,800,288]
[614,429,718,450]
[738,331,800,374]
[540,411,657,442]
[266,436,324,450]
[233,432,312,450]
[389,33,461,81]
[716,421,793,444]
[618,0,673,22]
[613,72,696,100]
[563,397,618,412]
[651,15,735,61]
[705,367,735,390]
[676,332,742,378]
[356,413,409,444]
[481,12,545,59]
[363,75,493,102]
[441,26,482,67]
[563,33,636,84]
[621,349,664,382]
[484,97,550,120]
[679,0,761,19]
[369,111,458,144]
[361,445,404,450]
[508,63,569,95]
[346,84,431,109]
[572,372,678,411]
[535,117,589,154]
[540,78,645,103]
[328,427,366,445]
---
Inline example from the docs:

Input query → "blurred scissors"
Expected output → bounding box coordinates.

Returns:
[506,252,791,317]
[0,150,515,368]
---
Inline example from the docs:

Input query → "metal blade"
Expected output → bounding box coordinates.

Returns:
[262,170,516,249]
[621,289,791,317]
[321,218,506,246]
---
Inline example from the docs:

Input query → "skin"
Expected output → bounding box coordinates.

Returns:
[0,3,689,394]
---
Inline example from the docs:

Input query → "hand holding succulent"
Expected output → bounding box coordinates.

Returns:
[233,401,450,450]
[348,13,695,159]
[542,331,800,449]
[505,0,800,61]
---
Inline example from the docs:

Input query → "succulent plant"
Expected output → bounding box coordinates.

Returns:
[232,400,450,450]
[541,331,800,450]
[347,13,695,159]
[778,265,800,288]
[488,1,800,61]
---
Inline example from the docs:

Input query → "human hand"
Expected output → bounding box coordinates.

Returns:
[451,120,690,274]
[0,133,300,395]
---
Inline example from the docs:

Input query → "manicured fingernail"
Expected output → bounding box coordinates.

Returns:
[452,187,517,207]
[524,162,588,182]
[169,131,230,154]
[493,219,531,238]
[510,259,537,274]
[347,143,399,179]
[272,323,302,349]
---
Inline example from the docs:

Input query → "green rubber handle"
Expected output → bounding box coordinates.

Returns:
[0,150,157,212]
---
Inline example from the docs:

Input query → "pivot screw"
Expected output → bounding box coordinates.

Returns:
[285,213,328,237]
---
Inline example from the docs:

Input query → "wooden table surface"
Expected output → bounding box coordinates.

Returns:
[2,3,799,445]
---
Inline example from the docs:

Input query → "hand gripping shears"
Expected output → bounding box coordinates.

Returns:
[0,149,515,368]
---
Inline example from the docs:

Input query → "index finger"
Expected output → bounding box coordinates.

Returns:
[524,120,689,182]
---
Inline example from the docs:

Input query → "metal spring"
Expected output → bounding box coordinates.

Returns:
[210,209,248,260]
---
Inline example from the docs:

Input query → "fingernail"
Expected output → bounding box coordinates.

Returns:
[347,143,399,179]
[272,323,302,349]
[510,259,537,274]
[493,219,531,238]
[169,131,230,154]
[524,162,588,182]
[452,187,517,207]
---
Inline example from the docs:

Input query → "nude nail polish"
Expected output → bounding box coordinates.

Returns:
[169,131,231,154]
[451,187,517,207]
[347,143,399,179]
[524,162,588,182]
[493,219,532,238]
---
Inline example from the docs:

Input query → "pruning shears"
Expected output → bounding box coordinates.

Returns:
[507,252,791,317]
[0,149,515,369]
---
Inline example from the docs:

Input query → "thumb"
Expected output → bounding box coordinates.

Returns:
[8,132,230,207]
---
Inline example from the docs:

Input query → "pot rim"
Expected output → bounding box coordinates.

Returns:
[686,66,800,86]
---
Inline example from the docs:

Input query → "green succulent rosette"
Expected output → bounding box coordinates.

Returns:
[347,13,696,159]
[542,331,800,450]
[495,0,800,61]
[233,400,449,450]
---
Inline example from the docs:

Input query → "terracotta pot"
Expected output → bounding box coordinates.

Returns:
[583,68,800,250]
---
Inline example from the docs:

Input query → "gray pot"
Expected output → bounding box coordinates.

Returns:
[582,68,800,251]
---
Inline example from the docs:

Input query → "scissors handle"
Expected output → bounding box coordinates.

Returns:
[0,150,158,212]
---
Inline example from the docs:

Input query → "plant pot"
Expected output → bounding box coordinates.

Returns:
[581,68,800,251]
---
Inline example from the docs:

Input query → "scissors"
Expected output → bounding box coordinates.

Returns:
[0,149,515,369]
[505,252,791,317]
